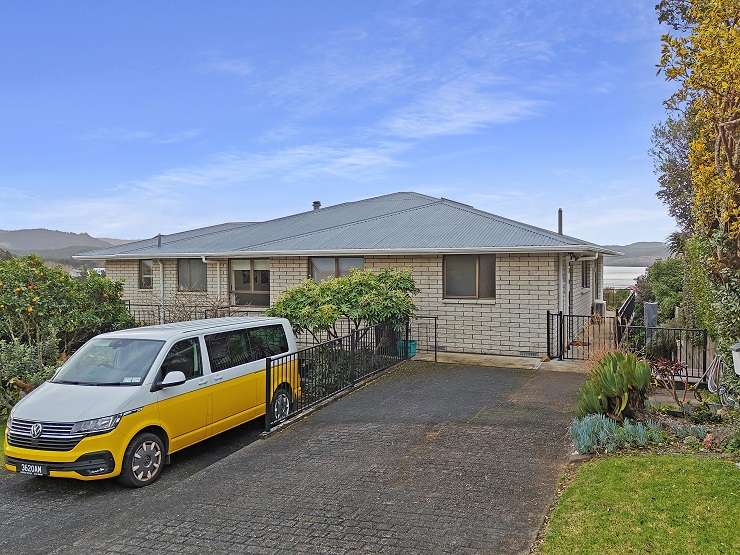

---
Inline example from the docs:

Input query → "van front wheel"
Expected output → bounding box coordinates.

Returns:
[118,432,166,488]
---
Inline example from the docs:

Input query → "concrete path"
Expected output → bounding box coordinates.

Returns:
[44,361,586,554]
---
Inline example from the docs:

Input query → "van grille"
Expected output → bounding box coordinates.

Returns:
[7,419,83,452]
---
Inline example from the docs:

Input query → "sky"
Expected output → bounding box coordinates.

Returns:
[0,0,677,244]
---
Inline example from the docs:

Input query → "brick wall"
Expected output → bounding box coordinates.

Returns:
[109,253,582,357]
[106,258,230,307]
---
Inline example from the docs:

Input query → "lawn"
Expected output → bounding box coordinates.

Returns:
[539,455,740,554]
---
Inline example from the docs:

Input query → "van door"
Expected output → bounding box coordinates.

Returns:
[246,324,292,413]
[153,337,210,452]
[204,329,256,434]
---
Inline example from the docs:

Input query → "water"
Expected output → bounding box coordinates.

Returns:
[603,266,646,288]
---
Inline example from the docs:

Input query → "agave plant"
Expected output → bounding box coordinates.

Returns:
[576,351,651,420]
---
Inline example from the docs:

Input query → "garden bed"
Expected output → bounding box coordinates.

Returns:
[536,455,740,554]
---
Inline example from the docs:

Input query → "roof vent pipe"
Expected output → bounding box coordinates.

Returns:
[557,208,563,235]
[157,234,162,248]
[312,201,321,210]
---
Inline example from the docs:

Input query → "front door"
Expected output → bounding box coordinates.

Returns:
[154,337,210,452]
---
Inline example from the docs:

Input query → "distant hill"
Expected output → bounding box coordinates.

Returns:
[0,228,134,267]
[603,242,669,267]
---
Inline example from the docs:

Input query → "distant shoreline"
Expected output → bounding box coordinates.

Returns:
[604,265,645,288]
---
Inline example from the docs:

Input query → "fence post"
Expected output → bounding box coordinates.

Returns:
[264,356,272,433]
[546,310,551,359]
[702,330,708,376]
[404,319,410,359]
[558,310,564,360]
[434,316,438,363]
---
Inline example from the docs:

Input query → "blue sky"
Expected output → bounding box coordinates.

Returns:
[0,1,675,244]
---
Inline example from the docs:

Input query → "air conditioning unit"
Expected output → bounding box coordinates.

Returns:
[593,299,606,317]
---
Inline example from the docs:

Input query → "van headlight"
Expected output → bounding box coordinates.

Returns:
[71,414,123,435]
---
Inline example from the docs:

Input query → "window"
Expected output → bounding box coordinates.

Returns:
[309,257,364,281]
[443,254,496,299]
[138,259,153,289]
[231,259,270,307]
[205,330,251,372]
[247,325,288,359]
[178,259,207,291]
[581,261,591,289]
[159,338,202,381]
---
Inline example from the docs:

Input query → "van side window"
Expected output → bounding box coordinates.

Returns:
[247,325,289,360]
[205,330,251,372]
[159,338,202,381]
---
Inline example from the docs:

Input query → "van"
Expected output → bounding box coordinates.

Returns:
[3,317,299,487]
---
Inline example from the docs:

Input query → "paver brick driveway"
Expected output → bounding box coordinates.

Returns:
[4,361,584,554]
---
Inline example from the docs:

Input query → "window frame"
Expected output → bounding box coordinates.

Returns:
[308,257,364,280]
[177,258,208,292]
[204,329,251,373]
[138,259,153,290]
[230,259,270,307]
[442,254,496,300]
[581,260,591,289]
[157,337,203,382]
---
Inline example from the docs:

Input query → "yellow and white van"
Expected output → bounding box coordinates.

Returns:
[3,317,299,487]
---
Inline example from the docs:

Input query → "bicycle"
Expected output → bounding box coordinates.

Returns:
[702,355,738,408]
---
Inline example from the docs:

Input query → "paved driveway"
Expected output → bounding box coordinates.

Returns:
[1,362,584,554]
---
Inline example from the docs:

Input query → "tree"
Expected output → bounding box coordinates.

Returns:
[650,112,696,232]
[658,0,740,252]
[0,256,135,355]
[656,0,740,392]
[266,269,419,343]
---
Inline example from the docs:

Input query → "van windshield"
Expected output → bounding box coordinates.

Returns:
[53,338,165,386]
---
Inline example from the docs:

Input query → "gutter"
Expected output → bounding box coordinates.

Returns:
[75,245,619,261]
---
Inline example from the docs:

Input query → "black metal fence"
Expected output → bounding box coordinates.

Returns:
[410,315,438,361]
[619,325,708,380]
[126,302,265,325]
[265,321,409,431]
[547,311,617,360]
[547,310,709,380]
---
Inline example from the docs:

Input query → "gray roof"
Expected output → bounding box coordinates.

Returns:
[76,192,617,259]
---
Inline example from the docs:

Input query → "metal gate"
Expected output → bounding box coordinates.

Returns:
[547,311,617,360]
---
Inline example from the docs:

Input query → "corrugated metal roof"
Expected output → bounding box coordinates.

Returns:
[77,192,617,258]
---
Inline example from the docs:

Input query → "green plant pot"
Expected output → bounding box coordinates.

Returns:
[398,339,417,357]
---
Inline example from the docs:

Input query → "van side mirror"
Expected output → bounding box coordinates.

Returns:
[152,371,187,391]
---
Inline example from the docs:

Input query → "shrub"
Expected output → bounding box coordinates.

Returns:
[724,429,740,453]
[570,415,664,454]
[669,421,708,440]
[0,256,134,354]
[0,337,59,415]
[688,403,722,424]
[266,269,418,343]
[576,351,652,420]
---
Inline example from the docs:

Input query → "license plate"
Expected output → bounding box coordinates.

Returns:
[18,463,48,476]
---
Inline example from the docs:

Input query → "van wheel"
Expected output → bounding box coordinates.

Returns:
[271,387,292,422]
[118,432,166,488]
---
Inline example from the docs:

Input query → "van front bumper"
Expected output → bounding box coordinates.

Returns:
[3,428,129,481]
[4,451,116,478]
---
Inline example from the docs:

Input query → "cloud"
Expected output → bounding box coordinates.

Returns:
[83,128,201,144]
[381,78,540,139]
[204,58,252,77]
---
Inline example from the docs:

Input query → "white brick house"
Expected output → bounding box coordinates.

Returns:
[77,192,615,357]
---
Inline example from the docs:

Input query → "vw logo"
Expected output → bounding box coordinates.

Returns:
[30,423,43,439]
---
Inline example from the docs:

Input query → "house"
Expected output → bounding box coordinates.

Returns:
[76,192,617,357]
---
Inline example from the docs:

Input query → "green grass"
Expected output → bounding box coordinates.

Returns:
[540,455,740,554]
